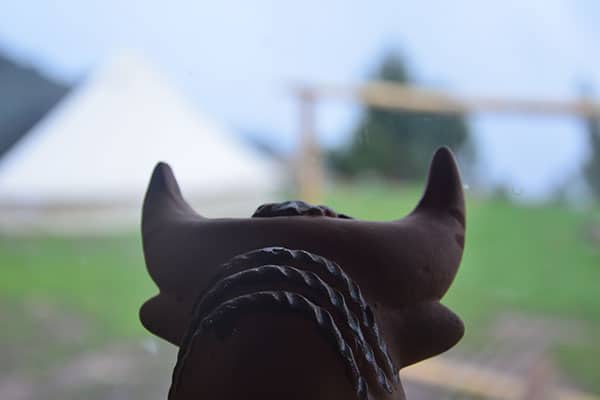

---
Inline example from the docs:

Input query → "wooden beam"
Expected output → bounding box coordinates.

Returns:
[306,82,600,117]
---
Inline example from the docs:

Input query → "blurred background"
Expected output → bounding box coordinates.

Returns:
[1,1,599,399]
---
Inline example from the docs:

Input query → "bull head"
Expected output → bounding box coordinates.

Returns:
[140,147,466,400]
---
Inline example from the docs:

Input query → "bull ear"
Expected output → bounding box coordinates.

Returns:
[384,301,464,369]
[142,162,202,234]
[413,147,465,227]
[140,294,190,346]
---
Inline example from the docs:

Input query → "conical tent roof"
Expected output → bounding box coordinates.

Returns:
[0,52,284,230]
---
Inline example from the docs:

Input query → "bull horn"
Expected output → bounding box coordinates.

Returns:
[412,146,465,227]
[142,162,202,235]
[141,162,204,294]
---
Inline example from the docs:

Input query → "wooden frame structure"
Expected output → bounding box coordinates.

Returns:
[295,82,600,201]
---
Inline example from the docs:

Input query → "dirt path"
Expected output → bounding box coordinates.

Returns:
[0,340,175,400]
[1,302,597,400]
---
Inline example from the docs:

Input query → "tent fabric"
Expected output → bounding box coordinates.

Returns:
[0,52,284,230]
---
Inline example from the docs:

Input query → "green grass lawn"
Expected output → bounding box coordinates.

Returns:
[1,183,599,391]
[0,234,152,340]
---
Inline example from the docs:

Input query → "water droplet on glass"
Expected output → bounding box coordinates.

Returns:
[511,186,523,196]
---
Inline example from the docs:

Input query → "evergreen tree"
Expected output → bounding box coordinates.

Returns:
[329,52,472,180]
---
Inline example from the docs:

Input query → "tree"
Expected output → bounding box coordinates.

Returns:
[0,53,69,158]
[329,51,472,180]
[584,116,600,199]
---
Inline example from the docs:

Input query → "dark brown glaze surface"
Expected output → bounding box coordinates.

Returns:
[139,147,466,399]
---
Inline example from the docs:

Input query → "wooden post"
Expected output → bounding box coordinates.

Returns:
[296,87,323,203]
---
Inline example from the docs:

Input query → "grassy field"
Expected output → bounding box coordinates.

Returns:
[329,184,600,392]
[1,184,599,393]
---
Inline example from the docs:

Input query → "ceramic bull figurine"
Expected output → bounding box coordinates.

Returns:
[140,146,466,400]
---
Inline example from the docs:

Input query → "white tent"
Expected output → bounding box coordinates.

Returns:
[0,52,284,232]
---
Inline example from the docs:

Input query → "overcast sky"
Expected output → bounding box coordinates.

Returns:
[1,0,598,199]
